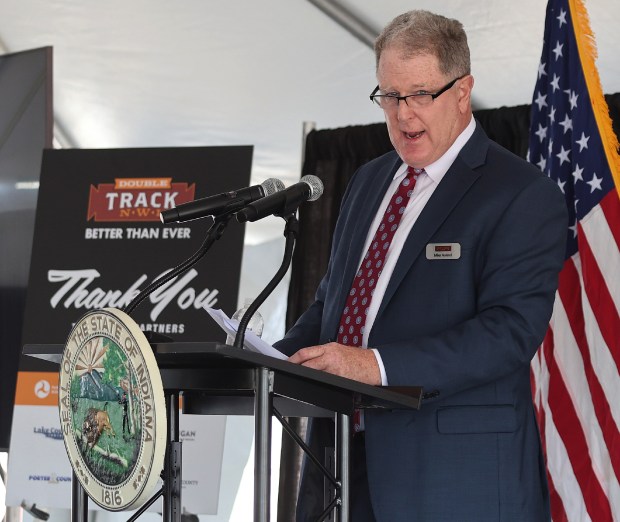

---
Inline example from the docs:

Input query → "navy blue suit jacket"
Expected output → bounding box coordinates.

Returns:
[275,123,567,521]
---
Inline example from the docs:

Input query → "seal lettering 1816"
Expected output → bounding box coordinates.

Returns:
[59,307,166,511]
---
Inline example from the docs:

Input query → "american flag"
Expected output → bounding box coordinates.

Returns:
[528,0,620,520]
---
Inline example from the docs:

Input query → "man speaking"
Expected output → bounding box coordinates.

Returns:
[276,9,567,522]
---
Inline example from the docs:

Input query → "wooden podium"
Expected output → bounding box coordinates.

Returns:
[23,342,422,522]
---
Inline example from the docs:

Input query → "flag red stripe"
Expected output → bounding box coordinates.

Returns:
[558,259,620,483]
[543,328,613,521]
[600,186,620,251]
[536,334,570,522]
[577,223,620,373]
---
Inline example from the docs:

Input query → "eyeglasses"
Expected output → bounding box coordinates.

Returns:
[369,76,465,109]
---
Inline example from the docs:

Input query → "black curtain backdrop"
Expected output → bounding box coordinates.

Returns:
[277,93,620,521]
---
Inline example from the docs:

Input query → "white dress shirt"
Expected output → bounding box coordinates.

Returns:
[366,117,476,385]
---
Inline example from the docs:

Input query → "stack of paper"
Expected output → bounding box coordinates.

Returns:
[204,306,287,360]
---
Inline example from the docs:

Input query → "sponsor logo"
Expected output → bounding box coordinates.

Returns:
[180,430,196,442]
[34,380,51,399]
[14,372,59,406]
[59,308,166,511]
[33,426,64,440]
[28,473,72,483]
[87,177,195,222]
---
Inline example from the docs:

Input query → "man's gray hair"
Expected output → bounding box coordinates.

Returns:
[375,10,471,78]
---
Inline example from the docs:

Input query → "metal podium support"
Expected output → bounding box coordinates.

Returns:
[71,471,87,521]
[24,342,422,522]
[254,366,272,522]
[336,413,350,522]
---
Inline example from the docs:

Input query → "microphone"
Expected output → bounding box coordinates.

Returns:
[160,178,285,223]
[235,175,323,223]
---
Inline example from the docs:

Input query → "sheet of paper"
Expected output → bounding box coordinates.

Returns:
[204,307,288,360]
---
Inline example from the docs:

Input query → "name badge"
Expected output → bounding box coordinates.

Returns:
[426,243,461,260]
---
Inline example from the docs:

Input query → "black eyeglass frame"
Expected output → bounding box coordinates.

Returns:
[369,75,466,108]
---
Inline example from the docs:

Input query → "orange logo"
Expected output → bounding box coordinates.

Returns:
[87,178,195,222]
[14,371,59,406]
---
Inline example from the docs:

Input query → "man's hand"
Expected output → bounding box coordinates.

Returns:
[288,342,381,385]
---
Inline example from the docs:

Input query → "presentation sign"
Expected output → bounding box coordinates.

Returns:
[22,146,252,350]
[8,146,252,514]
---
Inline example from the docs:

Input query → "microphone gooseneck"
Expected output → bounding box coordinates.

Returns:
[234,214,300,349]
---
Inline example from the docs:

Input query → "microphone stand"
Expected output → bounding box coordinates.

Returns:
[123,214,233,316]
[231,211,299,522]
[233,213,299,349]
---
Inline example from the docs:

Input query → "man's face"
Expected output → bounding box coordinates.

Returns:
[376,47,473,169]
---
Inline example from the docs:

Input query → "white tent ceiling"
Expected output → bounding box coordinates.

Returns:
[1,0,619,243]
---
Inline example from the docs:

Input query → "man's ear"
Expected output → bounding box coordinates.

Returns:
[458,74,474,111]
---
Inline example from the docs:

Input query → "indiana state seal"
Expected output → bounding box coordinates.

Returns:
[58,307,166,511]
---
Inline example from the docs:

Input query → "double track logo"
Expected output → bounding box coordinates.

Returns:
[87,177,195,222]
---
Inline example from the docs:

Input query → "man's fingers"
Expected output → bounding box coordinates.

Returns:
[300,358,327,371]
[288,345,324,364]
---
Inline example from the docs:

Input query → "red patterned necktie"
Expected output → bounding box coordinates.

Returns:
[336,166,422,431]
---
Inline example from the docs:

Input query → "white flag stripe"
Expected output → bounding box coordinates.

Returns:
[552,295,620,507]
[580,204,620,318]
[538,334,591,522]
[531,350,543,410]
[572,254,620,431]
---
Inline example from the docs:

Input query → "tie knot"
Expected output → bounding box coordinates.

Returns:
[408,166,425,176]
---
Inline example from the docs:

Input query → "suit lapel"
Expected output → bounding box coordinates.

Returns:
[375,123,490,321]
